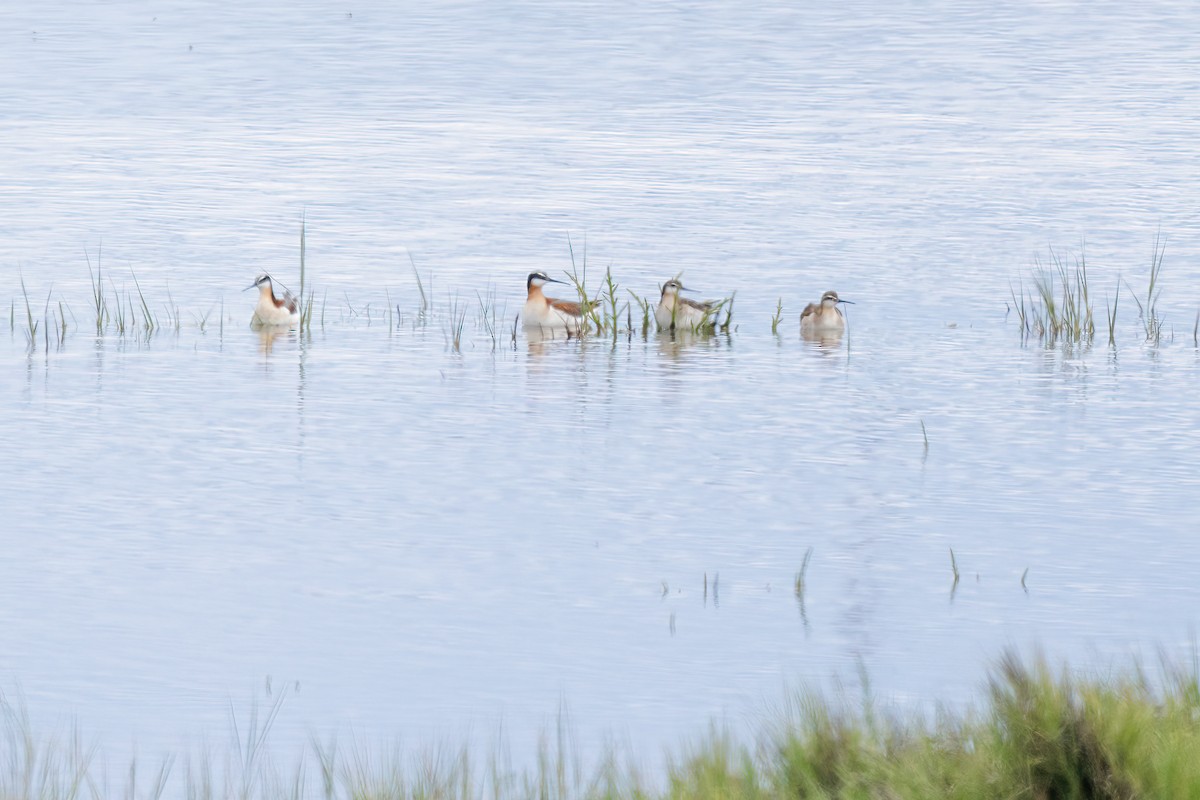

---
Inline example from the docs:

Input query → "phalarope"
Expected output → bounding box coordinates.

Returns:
[247,274,300,328]
[654,279,718,332]
[522,271,590,334]
[799,290,852,334]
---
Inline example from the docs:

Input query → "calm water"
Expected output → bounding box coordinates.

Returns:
[4,0,1200,776]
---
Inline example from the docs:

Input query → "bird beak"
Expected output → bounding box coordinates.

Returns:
[679,286,696,293]
[838,299,855,305]
[243,283,258,292]
[545,276,567,285]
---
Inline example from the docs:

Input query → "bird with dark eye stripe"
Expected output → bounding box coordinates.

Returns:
[655,279,718,332]
[246,273,299,328]
[522,272,590,335]
[800,290,852,334]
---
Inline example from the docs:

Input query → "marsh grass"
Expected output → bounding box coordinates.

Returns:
[299,215,308,332]
[1125,232,1167,345]
[719,291,735,333]
[445,293,468,352]
[6,654,1200,798]
[1014,238,1178,351]
[408,252,429,322]
[86,247,106,333]
[18,273,38,347]
[13,233,740,350]
[793,547,814,600]
[628,291,652,336]
[1024,247,1095,345]
[563,235,604,336]
[770,298,783,335]
[164,283,182,332]
[297,214,323,334]
[476,285,506,350]
[130,268,157,332]
[1105,281,1120,347]
[598,267,626,340]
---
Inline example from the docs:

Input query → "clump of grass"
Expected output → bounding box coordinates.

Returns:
[598,266,626,339]
[164,282,181,332]
[1125,231,1166,345]
[86,245,106,333]
[18,272,38,347]
[192,308,213,332]
[409,251,429,323]
[719,291,735,333]
[129,268,156,333]
[476,285,504,350]
[446,293,467,351]
[9,654,1200,797]
[55,300,70,347]
[1105,281,1121,347]
[1009,279,1029,335]
[562,234,603,336]
[628,290,652,336]
[1015,237,1174,350]
[770,298,783,334]
[1024,247,1095,345]
[298,213,310,332]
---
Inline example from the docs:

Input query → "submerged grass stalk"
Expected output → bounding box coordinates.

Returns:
[1106,281,1120,347]
[299,212,307,332]
[409,252,428,319]
[86,246,106,333]
[1125,232,1167,344]
[628,290,652,336]
[719,291,735,333]
[564,234,602,335]
[129,268,156,332]
[794,546,814,599]
[19,272,38,346]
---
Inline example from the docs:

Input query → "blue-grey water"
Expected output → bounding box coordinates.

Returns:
[4,0,1200,781]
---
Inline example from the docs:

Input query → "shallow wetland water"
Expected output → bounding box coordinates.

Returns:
[3,0,1200,784]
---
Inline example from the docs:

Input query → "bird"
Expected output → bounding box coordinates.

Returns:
[247,274,300,328]
[654,279,718,332]
[799,290,852,334]
[521,271,592,334]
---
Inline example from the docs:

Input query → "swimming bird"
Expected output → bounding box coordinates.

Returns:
[522,271,591,334]
[654,279,718,332]
[799,290,852,334]
[247,273,300,327]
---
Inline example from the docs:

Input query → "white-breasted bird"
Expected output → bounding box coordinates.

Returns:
[521,271,591,334]
[799,290,852,334]
[654,278,718,332]
[247,274,300,328]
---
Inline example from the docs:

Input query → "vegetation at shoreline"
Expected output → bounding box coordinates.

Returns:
[1010,234,1174,349]
[4,652,1200,799]
[5,235,739,353]
[2,232,1194,354]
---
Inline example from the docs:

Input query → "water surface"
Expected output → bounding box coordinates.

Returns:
[3,0,1200,773]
